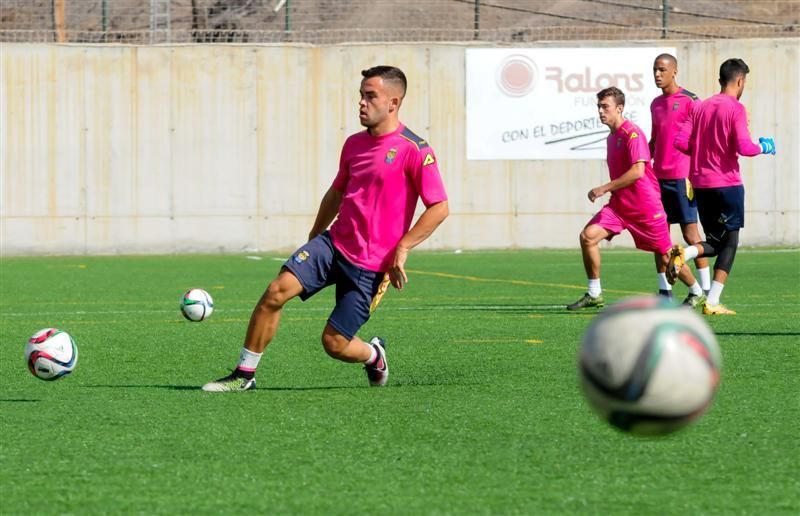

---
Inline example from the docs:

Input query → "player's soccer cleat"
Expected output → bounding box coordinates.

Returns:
[702,302,737,315]
[658,289,674,299]
[682,293,707,308]
[567,293,605,311]
[201,371,256,392]
[666,245,685,285]
[364,337,388,387]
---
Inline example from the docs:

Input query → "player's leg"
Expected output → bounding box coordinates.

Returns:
[653,252,673,299]
[688,186,743,315]
[681,222,711,293]
[202,234,336,392]
[568,215,617,310]
[323,257,389,386]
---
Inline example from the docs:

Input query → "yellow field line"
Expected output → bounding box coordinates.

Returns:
[406,269,646,295]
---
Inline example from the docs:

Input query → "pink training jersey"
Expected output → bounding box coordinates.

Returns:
[674,93,761,188]
[650,88,700,180]
[606,119,665,221]
[329,124,448,272]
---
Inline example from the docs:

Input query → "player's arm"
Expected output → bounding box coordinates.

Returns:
[308,187,343,241]
[588,161,645,202]
[673,105,695,155]
[390,200,449,290]
[733,105,774,156]
[649,105,658,157]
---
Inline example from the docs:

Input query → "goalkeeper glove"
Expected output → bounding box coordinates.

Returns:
[759,137,776,155]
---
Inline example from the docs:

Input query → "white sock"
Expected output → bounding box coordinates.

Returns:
[588,278,602,298]
[697,266,711,292]
[237,347,263,373]
[707,280,725,306]
[688,282,703,296]
[684,245,699,261]
[657,273,671,291]
[364,343,377,365]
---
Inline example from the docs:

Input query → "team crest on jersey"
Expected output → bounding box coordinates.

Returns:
[673,102,681,111]
[293,250,310,264]
[385,148,397,164]
[423,153,436,166]
[616,138,622,148]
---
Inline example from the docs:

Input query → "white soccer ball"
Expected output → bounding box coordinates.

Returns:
[25,328,79,381]
[578,296,721,436]
[180,288,214,322]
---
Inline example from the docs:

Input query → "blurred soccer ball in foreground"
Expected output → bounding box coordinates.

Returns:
[578,296,721,436]
[180,288,214,322]
[25,328,79,381]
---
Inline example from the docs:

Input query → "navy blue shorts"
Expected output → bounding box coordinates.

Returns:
[695,185,745,241]
[659,178,698,225]
[282,231,386,341]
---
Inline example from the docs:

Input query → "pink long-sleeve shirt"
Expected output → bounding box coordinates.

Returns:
[674,93,761,188]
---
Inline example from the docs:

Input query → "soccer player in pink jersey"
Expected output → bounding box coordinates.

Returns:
[567,87,699,310]
[668,58,776,315]
[203,66,449,391]
[650,53,711,306]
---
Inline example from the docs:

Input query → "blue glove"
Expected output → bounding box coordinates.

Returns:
[759,137,776,155]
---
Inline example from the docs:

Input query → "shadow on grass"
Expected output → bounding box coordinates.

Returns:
[0,399,41,403]
[83,382,480,391]
[716,332,800,337]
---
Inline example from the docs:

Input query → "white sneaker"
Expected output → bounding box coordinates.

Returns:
[364,337,388,387]
[202,371,256,392]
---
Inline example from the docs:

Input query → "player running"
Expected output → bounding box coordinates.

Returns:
[668,58,776,315]
[650,53,710,306]
[203,66,449,391]
[567,86,702,311]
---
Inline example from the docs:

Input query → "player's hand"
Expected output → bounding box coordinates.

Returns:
[759,137,776,155]
[588,186,607,203]
[389,245,409,290]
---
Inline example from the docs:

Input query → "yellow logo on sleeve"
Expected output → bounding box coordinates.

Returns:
[423,153,436,166]
[629,132,638,140]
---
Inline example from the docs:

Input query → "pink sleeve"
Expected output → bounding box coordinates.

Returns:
[627,129,650,164]
[733,104,761,157]
[331,141,350,191]
[673,101,696,155]
[408,147,448,207]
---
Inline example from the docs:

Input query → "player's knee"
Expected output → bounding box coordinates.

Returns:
[579,229,593,248]
[321,331,348,359]
[714,231,739,273]
[261,280,291,310]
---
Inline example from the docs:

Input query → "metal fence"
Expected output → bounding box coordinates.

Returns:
[1,0,798,44]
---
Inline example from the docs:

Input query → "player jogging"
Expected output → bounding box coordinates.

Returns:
[668,58,776,315]
[203,66,449,391]
[650,53,710,306]
[567,86,702,311]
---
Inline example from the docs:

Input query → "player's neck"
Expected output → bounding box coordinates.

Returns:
[607,117,625,132]
[662,83,680,96]
[367,119,401,137]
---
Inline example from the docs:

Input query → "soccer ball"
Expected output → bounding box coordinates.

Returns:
[25,328,79,381]
[180,288,214,322]
[578,296,721,436]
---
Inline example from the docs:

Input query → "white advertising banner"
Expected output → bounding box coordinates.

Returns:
[466,47,675,160]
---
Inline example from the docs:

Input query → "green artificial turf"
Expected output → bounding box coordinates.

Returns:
[1,249,798,514]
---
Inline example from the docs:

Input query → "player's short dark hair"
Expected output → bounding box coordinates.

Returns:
[654,53,677,66]
[719,58,749,86]
[597,86,625,107]
[361,65,407,98]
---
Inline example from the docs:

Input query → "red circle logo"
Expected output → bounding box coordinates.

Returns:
[496,55,538,97]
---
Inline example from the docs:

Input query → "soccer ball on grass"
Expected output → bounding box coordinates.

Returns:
[25,328,79,381]
[180,288,214,322]
[578,296,721,436]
